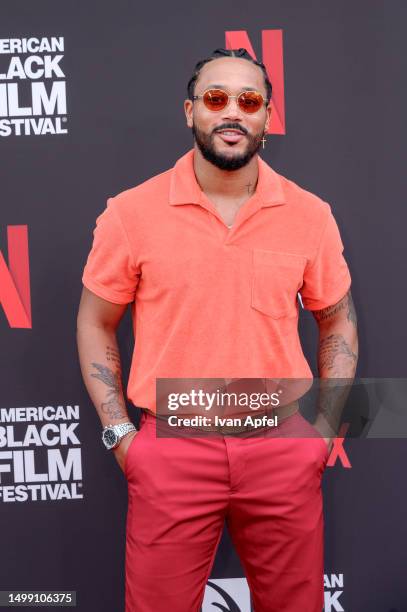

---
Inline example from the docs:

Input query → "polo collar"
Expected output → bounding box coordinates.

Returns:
[169,148,286,208]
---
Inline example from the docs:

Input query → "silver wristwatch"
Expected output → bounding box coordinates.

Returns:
[102,422,137,450]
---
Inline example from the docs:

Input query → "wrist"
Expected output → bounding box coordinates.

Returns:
[102,422,137,450]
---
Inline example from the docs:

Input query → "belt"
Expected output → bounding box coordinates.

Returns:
[141,400,299,435]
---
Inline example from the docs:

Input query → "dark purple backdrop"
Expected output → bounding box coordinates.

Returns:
[1,1,406,610]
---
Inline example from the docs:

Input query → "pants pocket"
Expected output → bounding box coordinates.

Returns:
[124,416,148,479]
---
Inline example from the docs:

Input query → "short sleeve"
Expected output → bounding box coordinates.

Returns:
[82,198,140,304]
[300,207,351,310]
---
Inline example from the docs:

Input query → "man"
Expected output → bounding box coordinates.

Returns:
[77,48,358,612]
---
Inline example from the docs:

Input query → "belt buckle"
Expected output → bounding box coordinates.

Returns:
[215,407,276,436]
[215,416,252,436]
[215,416,238,436]
[216,421,230,436]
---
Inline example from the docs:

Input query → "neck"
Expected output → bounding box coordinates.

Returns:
[192,145,259,199]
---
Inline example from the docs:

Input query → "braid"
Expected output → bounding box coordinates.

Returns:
[187,48,272,104]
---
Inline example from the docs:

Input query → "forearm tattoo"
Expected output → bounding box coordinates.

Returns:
[318,333,358,377]
[90,345,126,419]
[317,380,353,435]
[314,293,358,432]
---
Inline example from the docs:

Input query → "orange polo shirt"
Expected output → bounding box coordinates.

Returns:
[82,148,351,414]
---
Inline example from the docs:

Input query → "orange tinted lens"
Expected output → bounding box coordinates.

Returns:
[203,89,228,111]
[238,91,264,113]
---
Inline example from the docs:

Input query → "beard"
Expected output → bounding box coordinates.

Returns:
[192,122,265,171]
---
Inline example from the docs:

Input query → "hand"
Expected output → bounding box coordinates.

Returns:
[312,417,334,454]
[321,435,333,454]
[112,430,138,474]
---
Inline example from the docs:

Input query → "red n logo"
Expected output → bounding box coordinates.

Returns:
[225,30,285,135]
[0,225,32,328]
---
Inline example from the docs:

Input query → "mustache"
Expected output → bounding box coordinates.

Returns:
[213,123,248,135]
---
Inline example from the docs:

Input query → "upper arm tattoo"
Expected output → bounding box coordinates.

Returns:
[318,333,358,375]
[346,291,357,326]
[313,290,357,326]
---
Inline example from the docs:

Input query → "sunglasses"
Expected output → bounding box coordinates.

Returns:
[192,88,267,114]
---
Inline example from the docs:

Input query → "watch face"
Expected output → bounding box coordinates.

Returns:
[103,428,118,449]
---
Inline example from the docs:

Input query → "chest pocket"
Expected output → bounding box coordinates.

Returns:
[251,249,307,319]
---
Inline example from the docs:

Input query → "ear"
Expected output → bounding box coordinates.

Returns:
[184,99,194,128]
[264,104,272,134]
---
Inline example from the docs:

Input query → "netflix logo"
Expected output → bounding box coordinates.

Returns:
[0,225,31,328]
[225,29,285,135]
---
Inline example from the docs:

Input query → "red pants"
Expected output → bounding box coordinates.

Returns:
[124,410,329,612]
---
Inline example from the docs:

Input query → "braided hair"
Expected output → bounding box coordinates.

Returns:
[187,48,272,105]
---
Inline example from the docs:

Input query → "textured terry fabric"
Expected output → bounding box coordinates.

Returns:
[82,148,351,414]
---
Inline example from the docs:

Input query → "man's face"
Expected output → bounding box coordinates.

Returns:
[184,57,271,171]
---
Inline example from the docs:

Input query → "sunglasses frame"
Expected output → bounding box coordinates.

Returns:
[192,88,268,114]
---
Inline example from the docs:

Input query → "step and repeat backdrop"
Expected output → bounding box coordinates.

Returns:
[1,1,406,610]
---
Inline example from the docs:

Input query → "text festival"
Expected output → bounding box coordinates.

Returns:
[0,36,67,136]
[0,404,83,502]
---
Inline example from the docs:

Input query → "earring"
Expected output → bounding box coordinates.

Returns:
[261,134,267,149]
